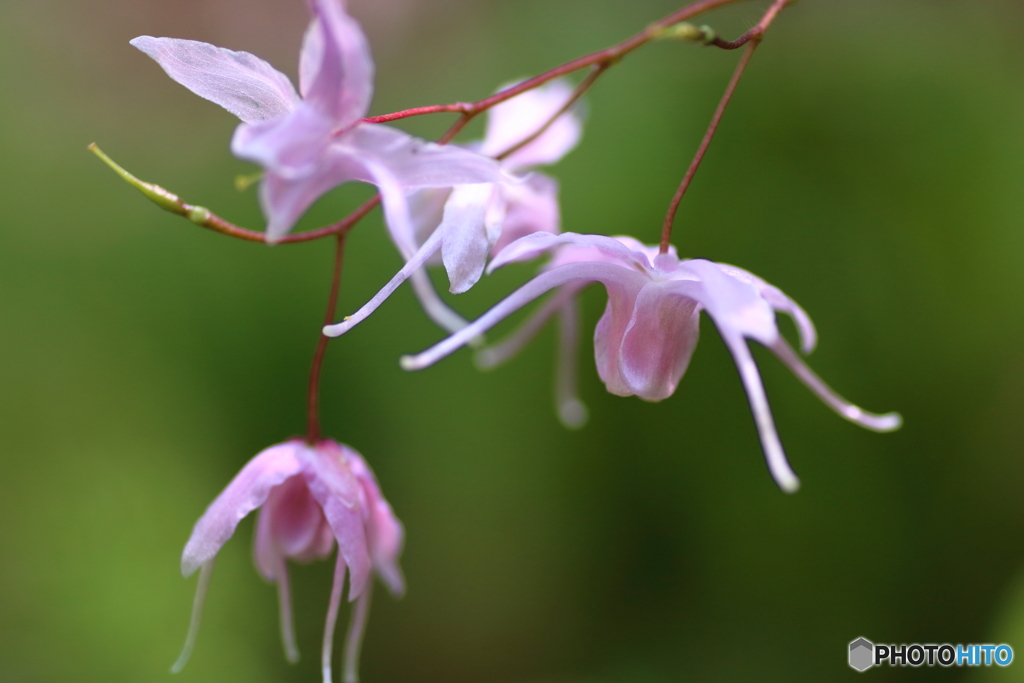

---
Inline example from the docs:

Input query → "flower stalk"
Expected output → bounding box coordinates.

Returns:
[307,232,348,443]
[659,0,794,253]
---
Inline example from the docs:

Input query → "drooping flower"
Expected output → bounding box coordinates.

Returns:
[132,0,506,243]
[324,79,584,338]
[395,232,902,492]
[173,439,403,683]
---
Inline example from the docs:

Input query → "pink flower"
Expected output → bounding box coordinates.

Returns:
[131,0,505,243]
[173,439,403,683]
[397,232,902,492]
[324,79,583,338]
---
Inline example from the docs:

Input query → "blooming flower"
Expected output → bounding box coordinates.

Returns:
[132,0,506,243]
[173,439,403,683]
[396,232,902,492]
[324,79,583,338]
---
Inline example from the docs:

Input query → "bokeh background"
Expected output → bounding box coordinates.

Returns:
[2,0,1024,681]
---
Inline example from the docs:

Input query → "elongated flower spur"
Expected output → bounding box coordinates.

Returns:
[174,439,403,683]
[132,0,506,243]
[396,232,902,492]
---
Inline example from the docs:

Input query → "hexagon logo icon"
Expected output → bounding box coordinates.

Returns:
[849,637,874,672]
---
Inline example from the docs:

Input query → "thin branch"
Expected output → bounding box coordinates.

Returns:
[307,232,348,443]
[659,42,757,253]
[708,0,792,49]
[659,0,791,253]
[362,104,472,124]
[201,196,377,244]
[362,0,758,127]
[496,63,608,162]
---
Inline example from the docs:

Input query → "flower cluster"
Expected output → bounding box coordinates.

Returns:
[100,0,902,681]
[172,440,402,683]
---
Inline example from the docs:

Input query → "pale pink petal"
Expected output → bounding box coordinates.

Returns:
[365,496,405,596]
[439,184,501,294]
[674,260,778,346]
[181,442,306,577]
[593,280,649,397]
[300,0,374,125]
[344,124,509,188]
[491,174,561,256]
[304,443,372,600]
[321,553,347,683]
[131,37,299,124]
[252,145,368,243]
[323,226,445,337]
[768,337,902,432]
[343,587,373,683]
[718,264,817,353]
[613,282,701,401]
[480,79,583,171]
[488,231,652,273]
[260,474,335,561]
[401,261,647,371]
[253,504,279,581]
[720,332,800,493]
[343,448,405,596]
[231,104,336,180]
[300,516,339,563]
[341,124,508,261]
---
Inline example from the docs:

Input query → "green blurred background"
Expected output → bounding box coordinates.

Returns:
[2,0,1024,681]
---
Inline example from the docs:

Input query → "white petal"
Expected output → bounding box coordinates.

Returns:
[344,124,509,188]
[323,226,445,337]
[439,184,499,294]
[768,337,902,432]
[674,260,778,346]
[131,37,298,124]
[488,231,653,274]
[401,261,646,371]
[717,264,817,353]
[720,333,801,493]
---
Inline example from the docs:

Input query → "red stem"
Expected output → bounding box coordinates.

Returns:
[307,232,348,443]
[496,63,607,162]
[659,41,757,253]
[362,0,758,128]
[659,0,791,253]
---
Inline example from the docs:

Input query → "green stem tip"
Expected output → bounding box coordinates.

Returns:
[658,22,717,44]
[88,143,188,216]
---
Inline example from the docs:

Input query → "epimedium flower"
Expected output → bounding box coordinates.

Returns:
[131,0,506,243]
[173,439,403,683]
[396,232,902,492]
[325,79,584,338]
